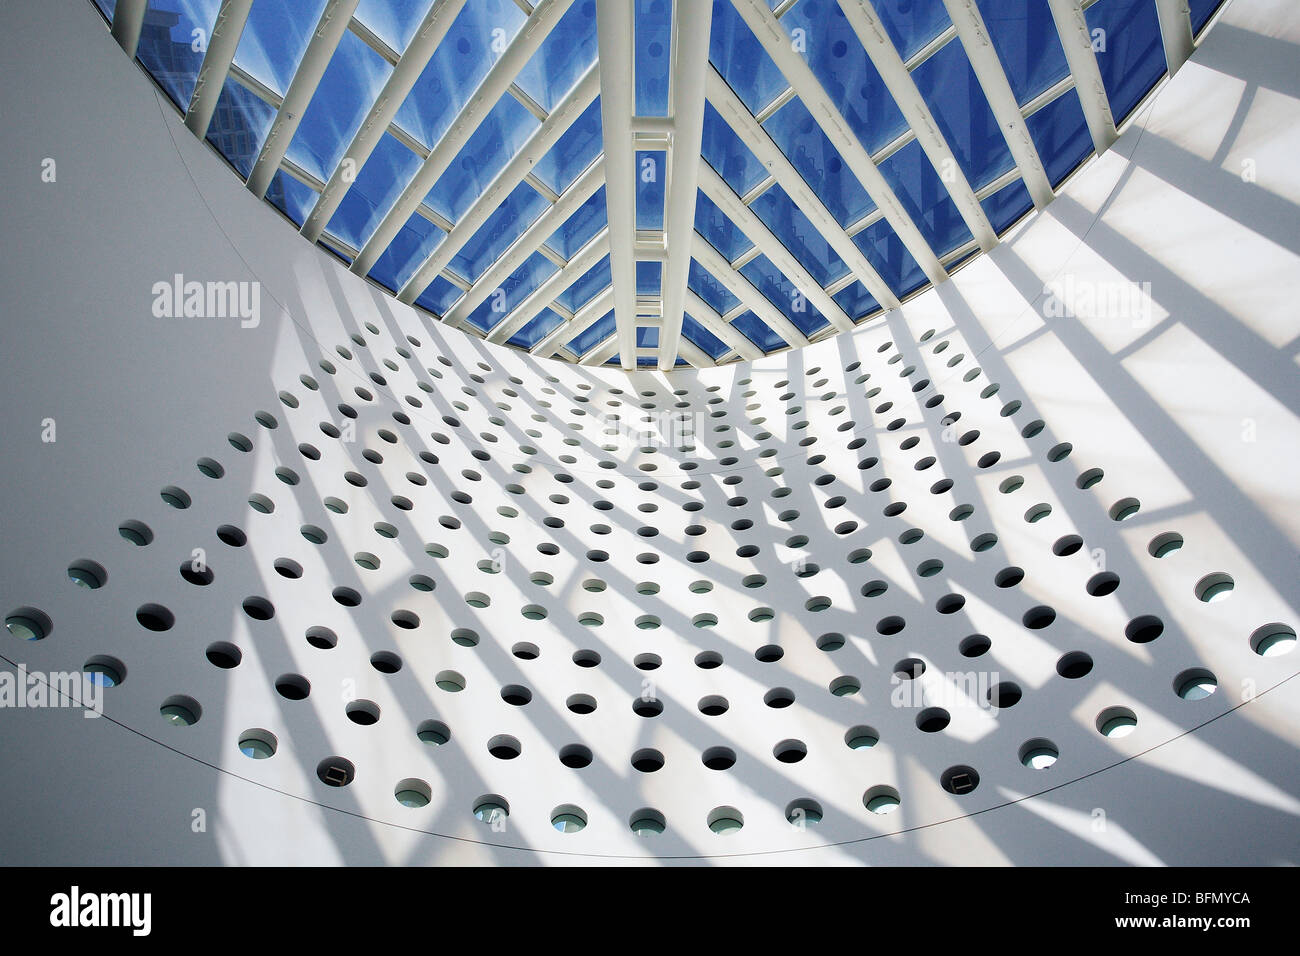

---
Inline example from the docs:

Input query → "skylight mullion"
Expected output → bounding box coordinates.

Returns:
[349,0,577,276]
[1154,0,1195,76]
[347,15,400,65]
[394,61,599,302]
[1020,75,1075,119]
[836,0,997,252]
[246,0,360,199]
[727,0,946,287]
[704,66,899,310]
[676,338,718,368]
[903,23,957,72]
[524,173,560,204]
[508,82,550,122]
[229,63,282,107]
[184,0,253,139]
[941,0,1053,209]
[111,0,147,58]
[1045,0,1118,154]
[684,290,764,360]
[531,287,614,356]
[691,234,810,348]
[579,333,621,366]
[657,0,714,370]
[484,228,610,343]
[975,167,1024,201]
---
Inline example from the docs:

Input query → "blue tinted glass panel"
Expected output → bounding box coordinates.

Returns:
[636,356,660,367]
[233,0,329,97]
[395,0,526,149]
[911,37,1016,190]
[1087,0,1166,123]
[636,151,666,230]
[636,261,662,296]
[636,0,671,116]
[415,273,462,317]
[637,326,660,348]
[266,169,318,227]
[731,310,784,352]
[319,238,353,265]
[95,0,117,19]
[287,30,391,183]
[739,255,830,337]
[533,97,603,195]
[206,75,276,178]
[138,1,220,109]
[981,178,1034,234]
[709,0,789,115]
[1190,0,1224,33]
[878,139,974,257]
[872,0,951,61]
[516,0,598,111]
[565,311,615,357]
[547,187,607,259]
[368,211,443,293]
[424,96,539,222]
[688,260,740,314]
[782,0,908,155]
[325,133,423,249]
[507,307,565,349]
[682,314,730,359]
[833,280,881,322]
[462,252,557,333]
[749,184,850,287]
[554,255,610,312]
[1024,87,1093,187]
[700,103,768,196]
[852,219,927,298]
[451,182,551,283]
[355,0,432,54]
[694,191,754,263]
[763,98,874,227]
[974,0,1070,105]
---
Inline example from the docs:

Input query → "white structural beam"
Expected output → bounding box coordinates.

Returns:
[350,0,576,276]
[1046,0,1118,154]
[246,0,359,199]
[836,0,997,252]
[596,0,638,371]
[440,157,605,324]
[691,235,810,349]
[111,0,147,59]
[484,229,610,343]
[397,62,600,302]
[697,163,854,333]
[657,0,714,370]
[530,287,614,356]
[184,0,253,139]
[684,290,764,360]
[704,68,900,311]
[728,0,946,285]
[300,0,467,242]
[940,0,1054,209]
[579,333,621,366]
[1154,0,1195,77]
[676,338,717,368]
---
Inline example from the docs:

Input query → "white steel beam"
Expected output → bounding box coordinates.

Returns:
[657,0,714,370]
[691,235,810,349]
[350,0,577,276]
[940,0,1054,209]
[300,0,468,242]
[530,288,614,356]
[111,0,147,59]
[704,67,901,310]
[396,62,600,302]
[837,0,997,251]
[579,333,621,366]
[596,0,638,370]
[676,338,718,368]
[484,229,610,343]
[685,290,764,360]
[697,163,854,332]
[1154,0,1195,77]
[727,0,946,285]
[184,0,253,139]
[1046,0,1118,154]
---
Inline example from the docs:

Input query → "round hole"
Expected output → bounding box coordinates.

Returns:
[1023,605,1056,630]
[160,486,191,509]
[5,607,52,642]
[708,806,744,834]
[135,603,174,632]
[566,694,597,714]
[1148,532,1183,558]
[1174,668,1218,700]
[960,634,991,657]
[995,566,1024,588]
[205,641,241,668]
[916,707,950,732]
[242,596,274,621]
[1194,572,1234,603]
[316,757,355,787]
[216,524,246,547]
[118,520,153,546]
[845,726,879,750]
[1086,571,1120,596]
[1250,623,1296,657]
[559,744,593,769]
[487,734,521,759]
[371,651,402,674]
[1109,497,1141,521]
[501,684,532,706]
[512,642,539,660]
[698,695,729,716]
[988,681,1022,708]
[764,687,795,708]
[1125,614,1164,644]
[160,695,201,726]
[436,670,466,692]
[395,778,431,808]
[1056,651,1093,679]
[632,696,663,718]
[1053,534,1083,556]
[702,746,736,770]
[473,796,509,824]
[755,644,784,662]
[864,786,901,815]
[786,799,823,827]
[238,729,277,759]
[417,720,450,745]
[816,632,845,652]
[773,739,807,763]
[67,560,107,589]
[940,765,980,795]
[829,676,860,697]
[631,748,665,772]
[630,809,666,836]
[1097,707,1137,738]
[305,626,337,650]
[275,674,310,700]
[83,655,125,688]
[573,649,602,667]
[1020,739,1059,770]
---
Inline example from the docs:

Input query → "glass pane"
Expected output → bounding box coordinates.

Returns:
[515,0,599,112]
[354,0,433,54]
[547,187,607,259]
[682,314,730,359]
[1190,0,1224,34]
[635,0,671,116]
[266,170,319,227]
[739,255,830,337]
[414,273,463,317]
[636,150,666,230]
[452,181,551,283]
[325,132,424,250]
[138,0,221,109]
[763,98,874,228]
[368,211,443,294]
[709,0,789,115]
[233,0,329,98]
[731,310,784,352]
[506,307,565,349]
[694,191,754,263]
[832,279,881,322]
[981,178,1034,234]
[871,0,951,62]
[974,0,1071,106]
[688,259,740,314]
[700,102,768,197]
[637,326,660,348]
[636,260,662,296]
[1024,87,1093,188]
[206,75,277,178]
[852,218,928,298]
[877,138,974,258]
[424,95,540,223]
[565,310,615,357]
[532,97,603,195]
[1086,0,1166,124]
[461,251,557,332]
[553,255,611,313]
[749,183,851,287]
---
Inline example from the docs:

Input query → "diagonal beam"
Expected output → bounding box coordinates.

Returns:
[685,290,764,360]
[596,0,638,371]
[939,0,1054,209]
[1045,0,1118,154]
[439,156,605,322]
[728,0,946,285]
[704,67,900,311]
[657,0,714,370]
[836,0,997,251]
[184,0,253,139]
[531,288,613,356]
[676,338,717,368]
[691,234,810,349]
[579,332,621,366]
[350,0,577,276]
[484,229,610,343]
[300,0,468,242]
[697,163,854,332]
[1154,0,1195,77]
[111,0,147,59]
[246,0,359,199]
[397,61,600,302]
